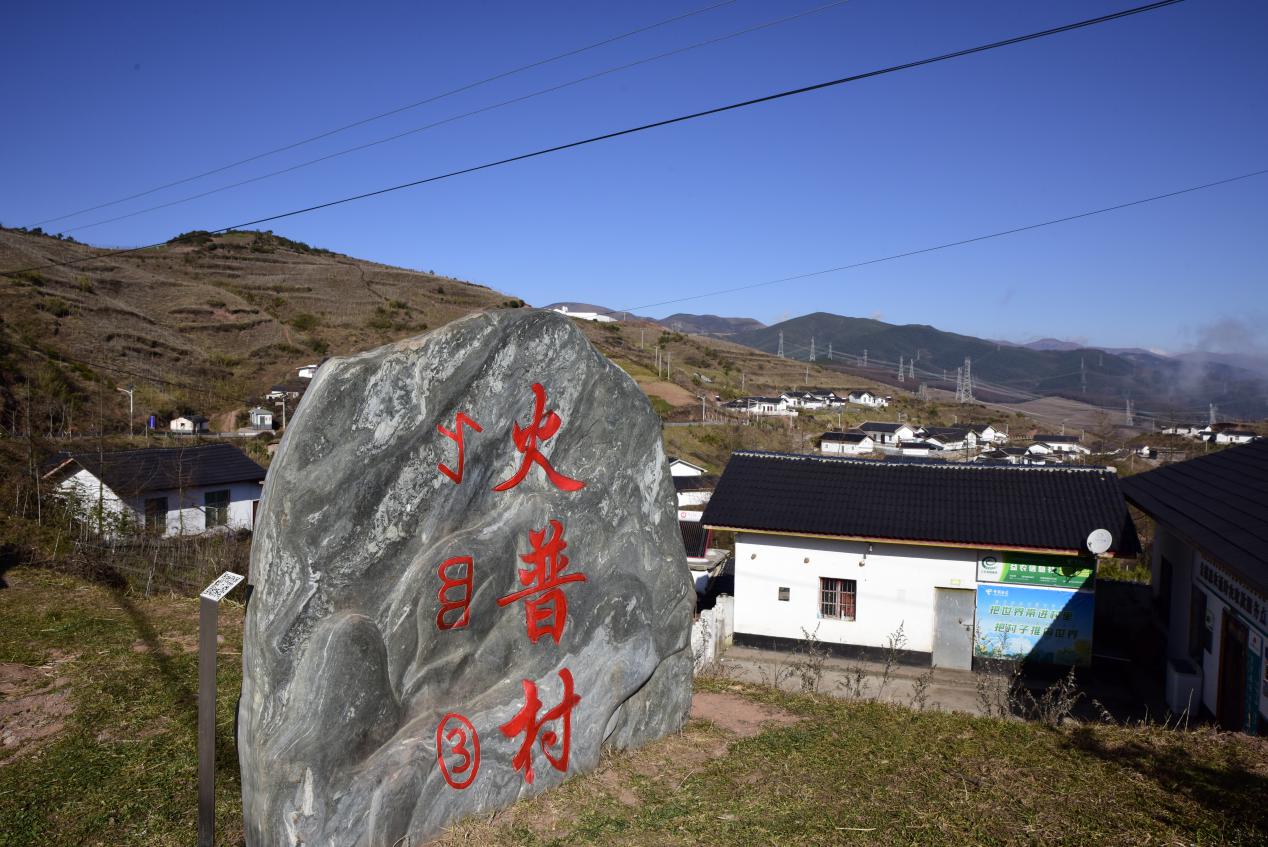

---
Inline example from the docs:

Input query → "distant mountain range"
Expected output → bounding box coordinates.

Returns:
[727,312,1268,420]
[541,303,763,336]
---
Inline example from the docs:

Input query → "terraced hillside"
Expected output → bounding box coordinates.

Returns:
[0,228,514,428]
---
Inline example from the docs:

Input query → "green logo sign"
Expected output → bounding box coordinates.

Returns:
[977,552,1093,589]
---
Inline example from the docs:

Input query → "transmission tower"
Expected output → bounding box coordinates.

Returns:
[777,331,784,358]
[1209,403,1217,426]
[862,349,868,367]
[897,355,905,383]
[963,357,974,402]
[955,367,964,403]
[1125,397,1134,427]
[809,337,816,362]
[1080,357,1087,394]
[907,359,915,381]
[827,342,833,360]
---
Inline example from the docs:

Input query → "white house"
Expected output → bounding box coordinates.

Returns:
[857,421,916,446]
[724,396,796,417]
[1122,440,1268,733]
[249,406,274,430]
[703,452,1136,669]
[674,475,717,508]
[170,415,210,434]
[1162,424,1205,438]
[804,388,846,407]
[966,423,1004,444]
[896,440,942,457]
[1214,430,1258,445]
[668,457,708,478]
[43,443,267,537]
[782,392,827,410]
[845,389,889,408]
[919,427,975,452]
[820,431,875,455]
[551,305,616,323]
[1032,434,1092,456]
[297,363,321,380]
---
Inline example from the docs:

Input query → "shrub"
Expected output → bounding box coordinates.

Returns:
[290,312,319,332]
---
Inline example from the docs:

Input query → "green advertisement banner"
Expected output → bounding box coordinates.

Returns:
[977,552,1093,589]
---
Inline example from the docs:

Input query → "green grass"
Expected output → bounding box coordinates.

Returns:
[0,569,244,847]
[3,568,1266,847]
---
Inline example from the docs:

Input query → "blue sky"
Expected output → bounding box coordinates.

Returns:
[3,0,1265,352]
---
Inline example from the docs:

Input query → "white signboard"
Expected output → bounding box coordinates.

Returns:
[201,571,245,603]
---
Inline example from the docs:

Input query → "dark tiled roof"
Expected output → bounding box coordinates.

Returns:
[820,431,870,443]
[46,443,266,497]
[703,451,1138,555]
[858,421,907,433]
[680,520,709,558]
[673,474,719,493]
[922,427,970,439]
[1121,440,1268,593]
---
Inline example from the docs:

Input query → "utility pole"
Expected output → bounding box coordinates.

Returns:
[280,395,288,430]
[1080,357,1087,394]
[639,329,644,350]
[741,371,745,392]
[777,331,785,358]
[117,385,135,437]
[804,365,809,384]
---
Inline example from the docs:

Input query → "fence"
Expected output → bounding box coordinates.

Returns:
[692,594,734,671]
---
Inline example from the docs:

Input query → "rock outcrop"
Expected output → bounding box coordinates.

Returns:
[239,309,694,845]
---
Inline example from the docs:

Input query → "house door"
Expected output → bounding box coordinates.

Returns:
[1217,610,1249,732]
[933,588,976,670]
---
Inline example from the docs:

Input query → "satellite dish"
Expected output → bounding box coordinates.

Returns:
[1086,528,1113,555]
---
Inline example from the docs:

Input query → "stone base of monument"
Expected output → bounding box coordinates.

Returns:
[238,309,694,845]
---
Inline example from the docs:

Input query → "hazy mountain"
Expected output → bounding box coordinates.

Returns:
[731,312,1268,419]
[658,313,764,335]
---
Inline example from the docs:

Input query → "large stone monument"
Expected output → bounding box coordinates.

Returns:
[238,309,694,845]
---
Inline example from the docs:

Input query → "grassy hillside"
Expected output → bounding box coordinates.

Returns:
[0,227,513,431]
[3,567,1266,846]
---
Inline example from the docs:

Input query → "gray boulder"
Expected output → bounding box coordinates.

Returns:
[239,308,694,846]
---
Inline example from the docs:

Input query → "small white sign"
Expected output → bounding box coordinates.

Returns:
[678,510,702,522]
[201,571,245,603]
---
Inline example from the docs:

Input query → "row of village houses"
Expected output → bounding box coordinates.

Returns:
[819,421,1099,464]
[1160,421,1261,445]
[721,387,890,415]
[38,420,1268,735]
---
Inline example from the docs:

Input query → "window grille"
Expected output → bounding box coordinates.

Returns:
[819,577,856,620]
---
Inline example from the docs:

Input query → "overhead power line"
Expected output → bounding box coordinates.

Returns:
[27,0,742,228]
[611,167,1266,316]
[0,0,1185,278]
[58,0,856,235]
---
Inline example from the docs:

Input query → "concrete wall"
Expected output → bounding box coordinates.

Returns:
[733,532,978,655]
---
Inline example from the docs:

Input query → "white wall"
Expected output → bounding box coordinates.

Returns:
[56,469,130,531]
[733,532,978,654]
[57,471,261,537]
[677,490,712,507]
[821,440,872,455]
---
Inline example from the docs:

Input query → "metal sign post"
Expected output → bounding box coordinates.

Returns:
[199,571,244,847]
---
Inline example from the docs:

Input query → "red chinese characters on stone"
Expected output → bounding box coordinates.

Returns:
[436,556,474,631]
[436,712,480,790]
[500,669,581,784]
[496,520,586,644]
[492,383,585,493]
[437,412,482,484]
